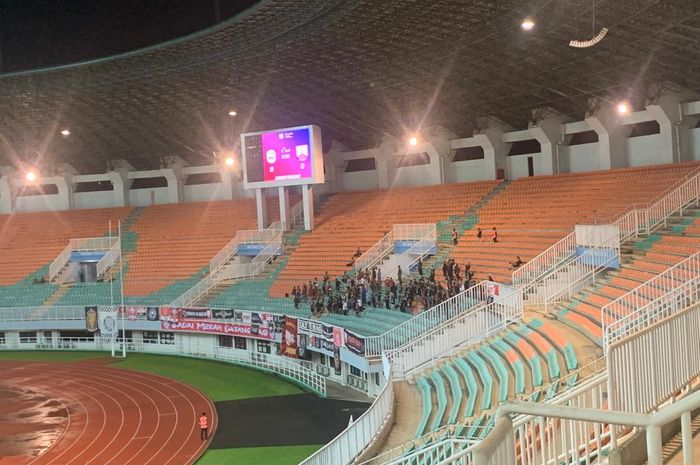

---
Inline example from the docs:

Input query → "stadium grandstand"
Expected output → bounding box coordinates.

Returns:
[0,1,699,465]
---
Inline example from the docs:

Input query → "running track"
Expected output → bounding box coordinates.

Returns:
[0,361,217,465]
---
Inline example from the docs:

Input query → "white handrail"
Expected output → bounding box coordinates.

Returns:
[385,285,523,379]
[354,230,395,272]
[0,337,325,397]
[603,251,700,348]
[364,281,491,357]
[512,232,576,286]
[209,223,283,274]
[96,240,122,279]
[49,237,119,281]
[173,229,283,307]
[381,228,437,282]
[299,364,394,465]
[513,170,700,287]
[527,234,620,307]
[468,380,700,465]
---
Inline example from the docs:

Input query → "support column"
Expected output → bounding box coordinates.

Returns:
[681,411,693,465]
[255,188,268,230]
[278,186,290,230]
[302,184,314,231]
[646,425,663,465]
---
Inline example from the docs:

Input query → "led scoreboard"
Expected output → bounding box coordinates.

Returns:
[241,125,324,189]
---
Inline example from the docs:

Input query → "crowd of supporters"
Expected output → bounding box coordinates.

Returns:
[288,226,523,320]
[289,256,485,319]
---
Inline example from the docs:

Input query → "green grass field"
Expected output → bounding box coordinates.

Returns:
[0,351,319,464]
[196,445,322,465]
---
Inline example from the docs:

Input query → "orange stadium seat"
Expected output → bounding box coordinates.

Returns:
[0,207,132,285]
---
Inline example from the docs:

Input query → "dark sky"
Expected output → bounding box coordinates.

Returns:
[0,0,260,72]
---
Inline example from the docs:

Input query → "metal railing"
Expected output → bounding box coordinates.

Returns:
[49,236,119,280]
[209,222,282,273]
[385,285,523,379]
[526,235,620,308]
[513,170,700,288]
[300,363,394,465]
[96,240,122,279]
[469,377,700,465]
[354,224,436,273]
[381,229,437,283]
[354,230,395,272]
[364,281,491,357]
[512,232,576,286]
[0,336,325,397]
[608,302,700,417]
[171,233,282,307]
[603,251,700,347]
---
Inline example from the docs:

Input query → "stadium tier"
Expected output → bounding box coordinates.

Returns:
[0,207,131,286]
[447,162,699,283]
[123,200,259,297]
[269,181,499,297]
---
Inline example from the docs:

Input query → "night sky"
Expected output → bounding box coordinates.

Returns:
[0,0,260,72]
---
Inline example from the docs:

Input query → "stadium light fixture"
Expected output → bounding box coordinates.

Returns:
[521,17,535,31]
[408,135,419,147]
[25,171,37,182]
[617,102,630,115]
[60,129,70,136]
[224,156,235,167]
[228,110,237,117]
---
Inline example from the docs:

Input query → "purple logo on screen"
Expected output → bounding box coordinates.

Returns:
[261,128,312,181]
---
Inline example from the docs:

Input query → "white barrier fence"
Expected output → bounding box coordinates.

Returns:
[300,362,395,465]
[354,224,436,273]
[385,285,523,379]
[364,281,491,357]
[512,232,576,286]
[173,228,283,307]
[607,302,700,416]
[512,170,700,288]
[525,236,620,307]
[382,229,437,283]
[469,379,700,465]
[209,222,282,273]
[49,236,119,280]
[96,239,122,279]
[603,251,700,347]
[0,335,326,396]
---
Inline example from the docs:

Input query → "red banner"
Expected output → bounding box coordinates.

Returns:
[161,319,274,340]
[281,317,298,359]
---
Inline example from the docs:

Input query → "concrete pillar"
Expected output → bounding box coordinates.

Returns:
[0,176,14,213]
[110,170,129,207]
[646,425,663,465]
[255,188,268,230]
[302,184,314,231]
[593,105,628,169]
[481,126,507,178]
[278,186,290,230]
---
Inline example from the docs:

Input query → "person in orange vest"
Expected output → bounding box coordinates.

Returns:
[199,412,209,441]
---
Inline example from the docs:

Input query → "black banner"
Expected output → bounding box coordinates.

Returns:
[211,309,234,319]
[345,329,365,356]
[146,306,159,321]
[178,307,211,320]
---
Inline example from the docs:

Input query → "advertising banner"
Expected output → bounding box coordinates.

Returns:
[344,329,365,356]
[98,307,118,337]
[120,306,145,321]
[161,319,275,340]
[146,306,159,321]
[211,309,235,319]
[84,306,98,332]
[281,317,298,358]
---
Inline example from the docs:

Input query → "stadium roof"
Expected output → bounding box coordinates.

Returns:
[1,0,699,173]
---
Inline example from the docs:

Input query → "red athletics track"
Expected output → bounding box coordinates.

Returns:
[0,360,217,465]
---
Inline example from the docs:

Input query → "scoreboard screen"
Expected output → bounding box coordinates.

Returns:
[241,125,324,189]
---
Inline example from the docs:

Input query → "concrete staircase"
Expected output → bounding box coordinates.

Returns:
[554,208,700,345]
